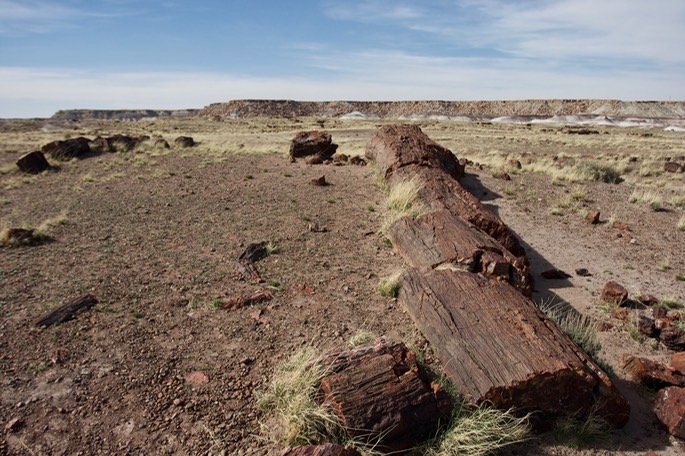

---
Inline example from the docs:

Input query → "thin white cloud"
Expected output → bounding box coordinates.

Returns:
[1,55,681,118]
[323,0,424,21]
[0,0,137,34]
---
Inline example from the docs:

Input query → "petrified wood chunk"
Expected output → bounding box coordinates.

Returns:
[319,338,452,452]
[174,136,195,148]
[622,355,685,389]
[398,268,629,428]
[16,151,50,174]
[365,124,464,181]
[36,294,98,327]
[290,131,338,159]
[387,210,531,295]
[654,386,685,439]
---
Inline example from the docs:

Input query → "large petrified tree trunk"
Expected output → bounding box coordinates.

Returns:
[319,338,452,452]
[366,124,629,429]
[399,268,629,427]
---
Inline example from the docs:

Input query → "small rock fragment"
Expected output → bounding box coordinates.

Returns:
[585,211,600,224]
[184,371,209,384]
[601,281,628,306]
[575,268,591,277]
[310,175,328,186]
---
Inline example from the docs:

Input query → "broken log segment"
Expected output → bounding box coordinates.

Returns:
[36,294,98,327]
[387,209,531,295]
[320,337,452,452]
[16,151,51,174]
[398,268,629,428]
[391,165,527,259]
[365,124,464,181]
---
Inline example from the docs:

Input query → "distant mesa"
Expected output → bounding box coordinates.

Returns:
[51,109,198,122]
[47,100,685,130]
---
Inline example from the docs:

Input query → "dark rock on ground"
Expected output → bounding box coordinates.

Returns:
[174,136,195,148]
[41,137,91,161]
[289,131,337,159]
[16,151,50,174]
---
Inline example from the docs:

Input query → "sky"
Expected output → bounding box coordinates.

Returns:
[1,0,684,118]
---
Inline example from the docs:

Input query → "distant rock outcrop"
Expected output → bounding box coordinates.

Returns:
[51,109,198,122]
[198,99,685,120]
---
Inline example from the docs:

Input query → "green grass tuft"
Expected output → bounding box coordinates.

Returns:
[377,271,402,298]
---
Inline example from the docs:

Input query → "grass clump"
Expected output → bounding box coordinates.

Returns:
[658,298,684,310]
[425,404,530,456]
[385,175,424,214]
[347,330,377,348]
[538,301,601,359]
[627,324,646,344]
[377,271,402,298]
[553,160,624,184]
[629,188,663,211]
[256,348,342,446]
[552,412,612,449]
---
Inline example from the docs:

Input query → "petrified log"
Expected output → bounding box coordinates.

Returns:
[290,131,338,159]
[387,210,531,295]
[319,338,452,452]
[41,137,91,161]
[236,260,262,283]
[365,124,464,181]
[600,281,628,306]
[36,294,98,327]
[672,353,685,374]
[282,444,361,456]
[398,268,629,428]
[654,386,685,439]
[391,165,527,259]
[16,151,50,174]
[622,355,685,389]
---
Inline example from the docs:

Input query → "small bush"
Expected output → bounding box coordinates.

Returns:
[347,330,377,348]
[629,188,663,211]
[377,272,402,298]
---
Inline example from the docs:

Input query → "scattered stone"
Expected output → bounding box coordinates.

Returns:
[332,153,349,164]
[16,151,51,174]
[664,162,682,173]
[492,171,511,180]
[640,294,660,307]
[184,371,209,384]
[585,211,600,224]
[41,137,91,161]
[638,316,656,338]
[541,268,571,279]
[4,418,23,432]
[349,155,367,166]
[612,222,629,231]
[660,327,685,352]
[305,155,324,165]
[282,443,361,456]
[174,136,195,148]
[575,268,591,277]
[289,131,337,159]
[623,355,685,389]
[154,138,170,149]
[654,307,669,319]
[107,134,142,152]
[507,159,522,170]
[307,222,327,233]
[1,228,37,245]
[672,353,685,374]
[310,175,328,186]
[601,281,628,306]
[655,319,671,331]
[597,322,614,332]
[223,290,273,310]
[654,386,685,438]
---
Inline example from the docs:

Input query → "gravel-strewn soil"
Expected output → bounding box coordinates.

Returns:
[1,118,684,455]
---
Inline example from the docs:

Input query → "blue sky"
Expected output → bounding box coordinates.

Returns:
[1,0,684,117]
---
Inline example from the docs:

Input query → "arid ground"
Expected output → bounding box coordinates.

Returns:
[1,116,684,455]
